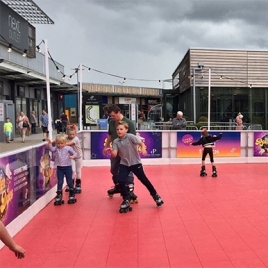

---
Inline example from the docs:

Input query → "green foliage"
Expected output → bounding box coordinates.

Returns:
[198,116,208,123]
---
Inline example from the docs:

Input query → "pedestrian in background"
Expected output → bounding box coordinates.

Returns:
[3,117,13,143]
[172,111,187,130]
[16,111,30,143]
[40,110,49,142]
[60,112,69,133]
[30,111,37,134]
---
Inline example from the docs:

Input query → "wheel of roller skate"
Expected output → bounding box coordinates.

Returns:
[130,198,138,204]
[62,200,64,204]
[108,194,114,198]
[129,207,133,211]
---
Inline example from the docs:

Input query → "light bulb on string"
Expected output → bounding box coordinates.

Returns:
[7,44,12,53]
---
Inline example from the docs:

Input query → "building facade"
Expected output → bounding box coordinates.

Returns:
[0,0,72,128]
[172,48,268,129]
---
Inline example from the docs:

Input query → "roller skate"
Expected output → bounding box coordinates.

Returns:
[200,165,207,177]
[67,189,77,204]
[212,166,217,177]
[128,184,138,204]
[107,184,121,198]
[75,179,82,193]
[152,193,164,207]
[119,199,132,213]
[54,190,64,206]
[65,179,74,192]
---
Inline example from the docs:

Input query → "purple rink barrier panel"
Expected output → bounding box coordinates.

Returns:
[0,145,57,226]
[35,145,57,199]
[90,131,162,159]
[176,131,241,158]
[254,132,268,157]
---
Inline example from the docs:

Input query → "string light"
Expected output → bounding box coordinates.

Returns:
[22,49,27,57]
[7,44,12,53]
[36,40,44,52]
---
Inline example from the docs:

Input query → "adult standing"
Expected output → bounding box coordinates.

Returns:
[16,111,31,143]
[30,111,37,134]
[60,112,69,133]
[103,104,138,202]
[172,111,187,130]
[39,110,49,142]
[235,112,243,130]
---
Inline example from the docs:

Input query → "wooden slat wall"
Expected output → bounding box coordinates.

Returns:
[82,83,161,96]
[190,49,268,89]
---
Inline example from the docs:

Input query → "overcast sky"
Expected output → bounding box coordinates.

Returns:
[33,0,268,89]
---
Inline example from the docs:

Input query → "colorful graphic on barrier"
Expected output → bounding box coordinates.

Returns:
[177,131,241,158]
[0,145,57,226]
[254,132,268,156]
[36,145,57,199]
[0,151,30,225]
[91,131,162,159]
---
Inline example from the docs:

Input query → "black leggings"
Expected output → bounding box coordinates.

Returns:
[202,147,214,162]
[118,164,157,199]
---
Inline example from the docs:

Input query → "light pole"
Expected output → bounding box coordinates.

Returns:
[192,62,204,124]
[77,64,83,131]
[44,39,52,140]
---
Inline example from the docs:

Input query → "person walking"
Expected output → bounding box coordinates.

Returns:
[60,112,69,133]
[39,110,49,142]
[30,111,37,134]
[103,104,138,202]
[3,117,13,143]
[16,112,30,143]
[172,111,187,130]
[104,121,164,213]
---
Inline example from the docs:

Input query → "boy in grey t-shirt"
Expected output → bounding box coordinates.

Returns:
[105,121,164,213]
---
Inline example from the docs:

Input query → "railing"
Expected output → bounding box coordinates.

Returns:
[139,122,198,130]
[198,122,263,131]
[139,121,263,131]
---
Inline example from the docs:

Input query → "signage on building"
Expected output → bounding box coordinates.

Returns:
[147,99,159,105]
[0,103,4,121]
[119,97,136,104]
[83,94,102,104]
[0,81,3,95]
[0,1,29,51]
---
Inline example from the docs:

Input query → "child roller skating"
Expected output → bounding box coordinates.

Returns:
[47,134,78,205]
[66,125,83,194]
[104,121,164,213]
[103,104,138,204]
[191,129,222,177]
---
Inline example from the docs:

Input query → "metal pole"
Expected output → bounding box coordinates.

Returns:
[44,39,52,140]
[193,68,196,124]
[208,68,211,131]
[79,64,83,131]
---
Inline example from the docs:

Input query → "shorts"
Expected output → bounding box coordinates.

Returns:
[42,126,49,133]
[5,132,11,137]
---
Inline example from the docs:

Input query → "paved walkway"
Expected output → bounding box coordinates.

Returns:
[0,130,58,155]
[1,163,268,267]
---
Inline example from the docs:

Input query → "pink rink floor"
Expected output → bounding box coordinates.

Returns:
[1,163,268,268]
